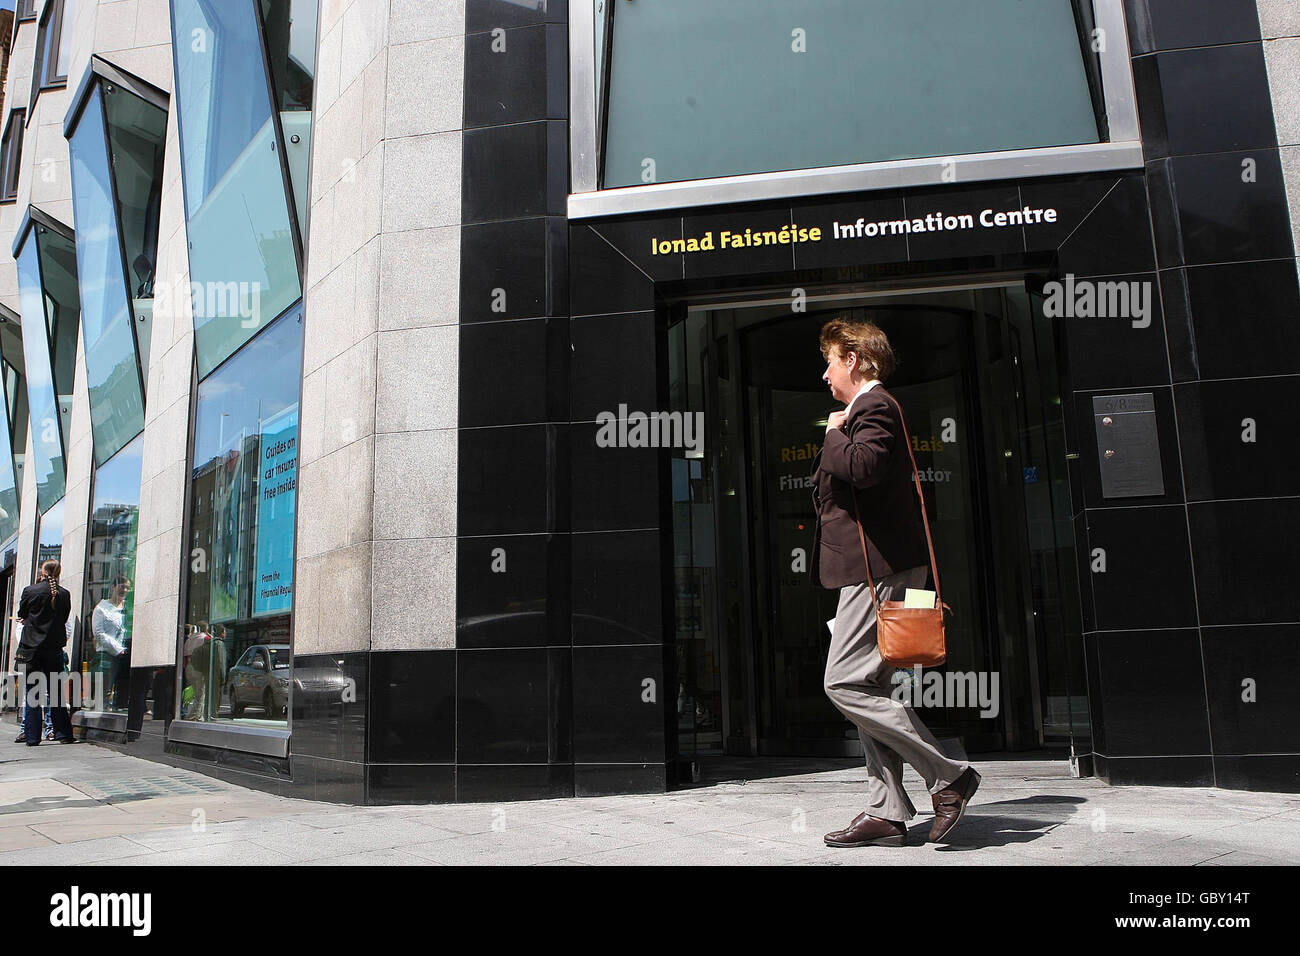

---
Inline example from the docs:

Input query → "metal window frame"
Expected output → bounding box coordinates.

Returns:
[568,0,1142,219]
[64,56,170,466]
[32,494,66,590]
[65,55,171,136]
[167,0,306,285]
[0,304,28,499]
[13,202,75,257]
[76,431,145,706]
[171,303,304,737]
[0,110,25,203]
[167,719,290,758]
[28,0,71,122]
[250,0,307,277]
[46,0,72,85]
[0,305,22,551]
[164,0,316,751]
[12,207,76,514]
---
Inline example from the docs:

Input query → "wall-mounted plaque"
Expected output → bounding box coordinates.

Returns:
[1092,392,1165,499]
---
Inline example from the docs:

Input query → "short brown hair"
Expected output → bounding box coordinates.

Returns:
[819,318,896,382]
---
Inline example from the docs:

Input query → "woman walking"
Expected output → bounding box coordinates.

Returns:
[15,560,75,745]
[811,318,979,847]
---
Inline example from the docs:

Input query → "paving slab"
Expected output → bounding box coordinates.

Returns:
[2,735,1298,865]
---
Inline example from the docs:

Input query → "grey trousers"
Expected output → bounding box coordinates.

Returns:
[823,565,969,823]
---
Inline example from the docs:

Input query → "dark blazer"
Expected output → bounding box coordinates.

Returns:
[810,385,930,589]
[17,579,72,664]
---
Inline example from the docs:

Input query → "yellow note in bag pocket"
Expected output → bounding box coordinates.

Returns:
[903,588,936,609]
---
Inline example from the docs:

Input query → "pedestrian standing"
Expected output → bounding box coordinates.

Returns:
[14,560,75,745]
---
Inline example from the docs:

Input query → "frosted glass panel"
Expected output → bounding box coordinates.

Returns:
[603,0,1102,188]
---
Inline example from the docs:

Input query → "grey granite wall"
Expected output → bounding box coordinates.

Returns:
[293,0,462,656]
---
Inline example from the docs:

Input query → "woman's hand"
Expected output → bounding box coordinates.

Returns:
[826,411,848,432]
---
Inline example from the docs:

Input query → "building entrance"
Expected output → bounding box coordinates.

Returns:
[668,280,1089,771]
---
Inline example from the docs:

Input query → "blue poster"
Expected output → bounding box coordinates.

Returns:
[253,405,298,617]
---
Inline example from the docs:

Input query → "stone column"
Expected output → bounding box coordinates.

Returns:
[293,0,461,663]
[132,98,191,671]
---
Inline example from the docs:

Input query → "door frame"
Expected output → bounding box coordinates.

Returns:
[668,271,1078,762]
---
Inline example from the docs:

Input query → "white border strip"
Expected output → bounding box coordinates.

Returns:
[568,0,1143,220]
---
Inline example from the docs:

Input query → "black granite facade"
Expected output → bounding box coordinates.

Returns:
[1106,0,1300,791]
[423,0,1297,800]
[546,0,1298,796]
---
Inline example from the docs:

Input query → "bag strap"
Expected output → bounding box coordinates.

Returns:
[846,390,943,608]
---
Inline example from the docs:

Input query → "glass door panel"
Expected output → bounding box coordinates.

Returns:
[667,281,1083,772]
[740,297,999,752]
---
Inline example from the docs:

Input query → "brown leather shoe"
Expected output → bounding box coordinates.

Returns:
[929,767,981,842]
[824,812,907,847]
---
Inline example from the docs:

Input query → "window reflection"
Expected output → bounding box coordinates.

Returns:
[0,405,18,548]
[181,309,302,724]
[67,75,168,464]
[0,549,17,677]
[0,313,24,548]
[68,86,146,465]
[104,83,168,379]
[81,436,142,714]
[170,0,302,377]
[37,498,64,570]
[259,0,317,232]
[16,221,81,513]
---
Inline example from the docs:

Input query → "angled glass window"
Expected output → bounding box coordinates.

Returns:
[30,0,77,113]
[170,0,302,378]
[18,0,38,23]
[1,110,25,203]
[598,0,1105,189]
[67,74,168,466]
[0,311,24,548]
[15,214,80,513]
[81,435,142,714]
[3,340,30,485]
[181,307,302,724]
[1,333,29,545]
[259,0,317,233]
[0,403,19,548]
[105,80,168,384]
[36,496,65,570]
[15,237,65,510]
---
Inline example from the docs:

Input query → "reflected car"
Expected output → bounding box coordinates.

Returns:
[226,645,352,718]
[226,644,291,718]
[289,656,354,716]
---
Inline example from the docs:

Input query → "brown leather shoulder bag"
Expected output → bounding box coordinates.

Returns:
[849,394,949,667]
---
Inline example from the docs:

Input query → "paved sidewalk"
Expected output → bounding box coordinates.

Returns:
[1,735,1296,865]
